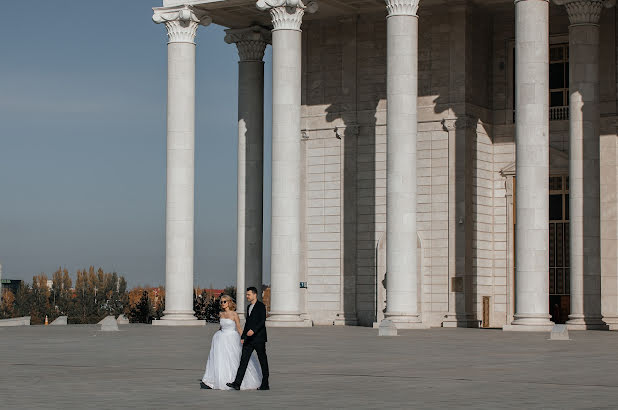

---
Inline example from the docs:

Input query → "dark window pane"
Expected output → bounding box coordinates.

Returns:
[550,63,565,89]
[549,194,563,220]
[549,223,556,267]
[557,223,564,266]
[550,46,564,62]
[550,91,565,107]
[565,194,569,220]
[565,222,570,267]
[549,176,562,191]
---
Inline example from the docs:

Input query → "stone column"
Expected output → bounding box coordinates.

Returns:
[152,5,210,326]
[256,0,317,327]
[224,26,271,317]
[555,0,614,330]
[505,0,554,331]
[381,0,425,329]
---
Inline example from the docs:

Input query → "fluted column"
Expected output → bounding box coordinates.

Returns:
[381,0,426,329]
[256,0,317,327]
[554,0,614,330]
[152,5,211,326]
[225,26,271,317]
[505,0,554,331]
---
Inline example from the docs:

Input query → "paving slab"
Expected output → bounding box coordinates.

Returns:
[0,325,617,409]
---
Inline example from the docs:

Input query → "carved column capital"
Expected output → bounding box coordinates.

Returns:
[256,0,318,31]
[385,0,420,17]
[553,0,615,25]
[225,26,271,62]
[441,116,477,131]
[152,5,212,44]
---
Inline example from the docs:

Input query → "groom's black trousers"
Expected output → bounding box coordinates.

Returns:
[234,342,269,386]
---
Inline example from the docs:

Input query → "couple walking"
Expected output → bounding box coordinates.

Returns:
[200,287,270,391]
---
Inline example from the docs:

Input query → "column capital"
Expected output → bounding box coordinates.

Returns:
[152,5,212,44]
[553,0,615,24]
[256,0,318,31]
[225,26,271,62]
[385,0,420,17]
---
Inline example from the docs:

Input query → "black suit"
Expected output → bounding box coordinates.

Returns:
[233,301,269,387]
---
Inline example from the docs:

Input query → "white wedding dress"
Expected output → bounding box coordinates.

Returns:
[201,318,262,390]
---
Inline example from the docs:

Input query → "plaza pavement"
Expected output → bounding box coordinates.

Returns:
[1,324,617,409]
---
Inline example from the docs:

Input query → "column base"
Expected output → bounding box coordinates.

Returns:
[152,311,205,326]
[503,314,554,332]
[602,316,618,331]
[566,315,608,330]
[442,313,480,328]
[266,313,312,327]
[382,315,429,329]
[372,320,429,329]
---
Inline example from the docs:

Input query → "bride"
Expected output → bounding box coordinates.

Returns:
[200,294,262,390]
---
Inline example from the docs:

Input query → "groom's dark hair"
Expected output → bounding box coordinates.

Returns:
[247,287,258,295]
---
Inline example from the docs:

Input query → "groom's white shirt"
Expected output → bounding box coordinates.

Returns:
[248,303,255,317]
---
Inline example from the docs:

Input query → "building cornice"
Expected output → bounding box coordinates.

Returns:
[385,0,420,17]
[225,26,271,62]
[553,0,616,25]
[152,5,212,44]
[256,0,318,31]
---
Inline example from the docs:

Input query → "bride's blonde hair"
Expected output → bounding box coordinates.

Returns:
[220,294,236,311]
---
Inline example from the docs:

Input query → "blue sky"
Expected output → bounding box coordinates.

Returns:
[0,0,273,288]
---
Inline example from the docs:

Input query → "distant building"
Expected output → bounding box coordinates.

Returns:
[1,279,23,296]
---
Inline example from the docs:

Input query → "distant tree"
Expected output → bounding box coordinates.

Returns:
[223,286,236,301]
[0,290,15,319]
[205,297,221,323]
[193,290,221,322]
[152,286,165,320]
[262,286,271,314]
[194,290,209,320]
[51,268,73,320]
[129,290,151,324]
[30,274,50,324]
[118,276,128,313]
[13,283,31,318]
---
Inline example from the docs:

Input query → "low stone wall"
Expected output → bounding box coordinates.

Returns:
[0,316,31,326]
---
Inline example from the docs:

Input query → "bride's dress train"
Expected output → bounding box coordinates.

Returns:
[201,318,262,390]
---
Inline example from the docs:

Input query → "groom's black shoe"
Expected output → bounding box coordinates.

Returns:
[200,382,211,390]
[258,385,270,391]
[226,382,240,391]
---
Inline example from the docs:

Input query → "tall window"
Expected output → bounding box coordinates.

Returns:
[549,44,569,108]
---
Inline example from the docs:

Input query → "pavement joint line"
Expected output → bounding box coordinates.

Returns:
[8,363,618,390]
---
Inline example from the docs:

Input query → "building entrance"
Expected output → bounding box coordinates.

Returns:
[549,175,570,323]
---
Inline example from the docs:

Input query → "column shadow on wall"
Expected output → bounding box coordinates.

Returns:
[580,100,606,329]
[434,97,488,327]
[324,98,381,326]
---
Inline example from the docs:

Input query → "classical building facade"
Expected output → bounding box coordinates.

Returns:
[151,0,618,331]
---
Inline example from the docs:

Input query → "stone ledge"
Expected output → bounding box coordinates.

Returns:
[152,319,205,327]
[503,324,554,332]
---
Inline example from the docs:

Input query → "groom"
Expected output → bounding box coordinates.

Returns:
[227,287,269,391]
